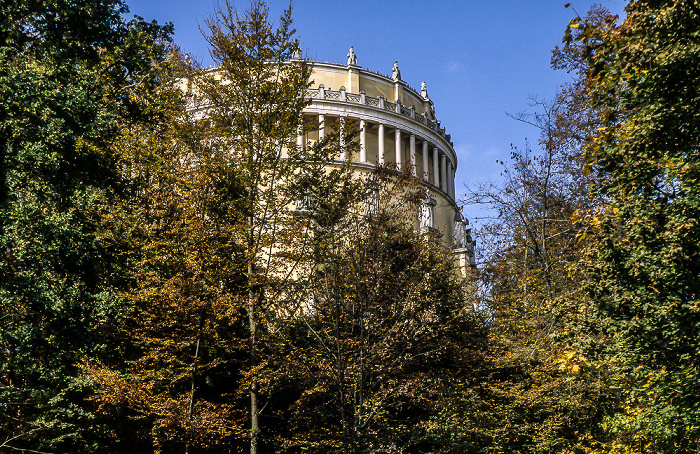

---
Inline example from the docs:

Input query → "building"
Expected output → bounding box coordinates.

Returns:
[294,48,475,271]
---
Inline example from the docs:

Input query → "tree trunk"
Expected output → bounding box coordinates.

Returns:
[249,215,259,454]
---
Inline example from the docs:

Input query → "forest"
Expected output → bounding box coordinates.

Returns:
[1,1,700,453]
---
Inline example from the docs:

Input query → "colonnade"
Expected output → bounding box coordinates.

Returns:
[299,113,456,201]
[292,59,474,271]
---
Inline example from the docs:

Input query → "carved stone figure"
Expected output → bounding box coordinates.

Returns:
[346,46,357,66]
[420,81,428,100]
[365,186,380,217]
[465,228,475,253]
[292,48,302,60]
[420,196,436,230]
[453,209,468,248]
[392,61,401,81]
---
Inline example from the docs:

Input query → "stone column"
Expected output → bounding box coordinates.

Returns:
[378,123,385,165]
[447,160,453,199]
[433,147,440,187]
[296,117,304,152]
[339,116,347,161]
[395,128,402,169]
[451,164,457,199]
[440,153,447,192]
[422,140,429,181]
[318,114,325,141]
[409,134,416,176]
[360,119,366,163]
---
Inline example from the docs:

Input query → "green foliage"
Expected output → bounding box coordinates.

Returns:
[84,73,252,452]
[267,170,483,454]
[0,1,175,451]
[466,139,610,453]
[568,1,700,451]
[462,7,622,452]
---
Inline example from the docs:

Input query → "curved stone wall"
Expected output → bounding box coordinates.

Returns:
[296,59,473,267]
[184,56,476,270]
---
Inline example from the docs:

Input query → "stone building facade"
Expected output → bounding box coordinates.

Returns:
[294,50,475,271]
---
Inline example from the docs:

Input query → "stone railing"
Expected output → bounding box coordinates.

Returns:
[304,85,452,144]
[185,83,453,146]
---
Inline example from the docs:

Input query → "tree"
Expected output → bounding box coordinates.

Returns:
[0,1,174,451]
[460,6,618,452]
[82,52,253,451]
[465,138,609,453]
[259,168,484,454]
[568,1,700,451]
[193,2,329,452]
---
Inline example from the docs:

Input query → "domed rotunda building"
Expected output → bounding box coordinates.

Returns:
[294,48,475,271]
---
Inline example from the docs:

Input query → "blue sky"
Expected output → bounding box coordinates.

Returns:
[125,0,626,225]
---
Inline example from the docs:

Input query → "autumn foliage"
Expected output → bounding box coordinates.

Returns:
[4,0,700,453]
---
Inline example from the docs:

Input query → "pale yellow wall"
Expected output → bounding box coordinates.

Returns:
[309,64,429,114]
[398,87,425,112]
[359,79,394,101]
[416,148,427,177]
[310,68,347,91]
[347,68,360,93]
[186,64,462,251]
[302,64,459,247]
[365,126,379,164]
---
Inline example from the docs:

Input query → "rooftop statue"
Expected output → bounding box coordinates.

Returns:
[346,46,357,66]
[392,61,401,81]
[420,81,429,100]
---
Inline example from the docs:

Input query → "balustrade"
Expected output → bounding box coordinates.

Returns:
[346,93,361,103]
[304,85,451,144]
[301,85,457,201]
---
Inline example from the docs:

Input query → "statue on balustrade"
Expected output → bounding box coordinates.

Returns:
[347,46,357,66]
[392,61,401,81]
[421,81,429,100]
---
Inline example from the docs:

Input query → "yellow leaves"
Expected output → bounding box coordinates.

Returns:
[649,278,660,294]
[555,349,587,375]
